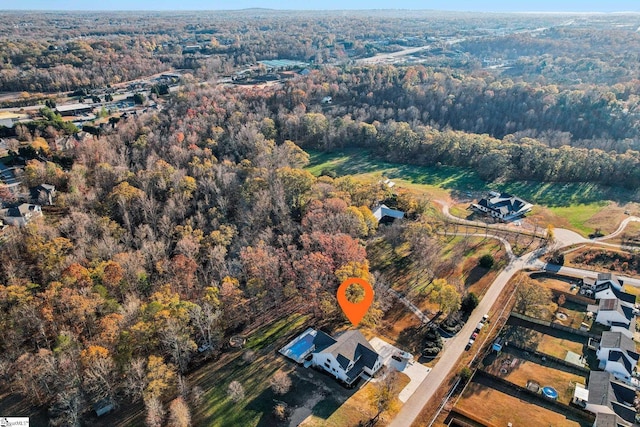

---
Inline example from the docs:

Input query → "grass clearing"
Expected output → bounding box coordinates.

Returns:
[305,149,639,207]
[455,382,586,427]
[191,312,313,427]
[305,149,639,237]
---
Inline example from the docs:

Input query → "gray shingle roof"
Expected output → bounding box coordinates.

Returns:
[600,331,636,354]
[588,371,638,423]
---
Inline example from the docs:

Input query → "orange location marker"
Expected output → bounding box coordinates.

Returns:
[337,277,374,327]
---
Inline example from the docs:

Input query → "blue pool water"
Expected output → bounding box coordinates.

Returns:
[542,386,558,399]
[288,332,315,359]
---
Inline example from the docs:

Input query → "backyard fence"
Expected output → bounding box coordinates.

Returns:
[510,311,599,338]
[474,370,595,423]
[504,342,590,376]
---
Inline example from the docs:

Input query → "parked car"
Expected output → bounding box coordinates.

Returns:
[197,344,212,353]
[466,338,475,351]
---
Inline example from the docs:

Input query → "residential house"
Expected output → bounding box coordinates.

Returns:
[573,371,638,426]
[594,412,628,427]
[589,299,635,329]
[311,330,383,386]
[470,191,533,221]
[0,203,42,226]
[596,331,639,383]
[372,204,405,223]
[594,286,635,309]
[582,273,625,298]
[31,184,56,205]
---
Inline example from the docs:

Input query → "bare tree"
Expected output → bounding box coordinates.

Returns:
[227,381,245,402]
[49,388,83,427]
[145,396,165,427]
[160,318,197,373]
[123,357,147,402]
[269,370,292,395]
[168,396,192,427]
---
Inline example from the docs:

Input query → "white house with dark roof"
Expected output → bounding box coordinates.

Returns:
[597,331,639,383]
[573,371,638,426]
[471,191,533,221]
[589,299,635,329]
[372,204,404,223]
[0,203,42,227]
[311,330,383,385]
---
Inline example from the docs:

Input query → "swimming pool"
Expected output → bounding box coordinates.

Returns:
[279,328,317,363]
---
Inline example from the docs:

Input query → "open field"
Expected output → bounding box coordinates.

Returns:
[305,150,640,236]
[454,381,587,427]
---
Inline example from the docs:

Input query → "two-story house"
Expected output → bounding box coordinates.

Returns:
[596,331,639,383]
[311,330,383,386]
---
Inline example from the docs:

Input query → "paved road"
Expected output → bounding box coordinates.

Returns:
[437,199,640,252]
[390,206,640,427]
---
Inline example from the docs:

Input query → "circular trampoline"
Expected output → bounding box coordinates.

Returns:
[542,386,558,400]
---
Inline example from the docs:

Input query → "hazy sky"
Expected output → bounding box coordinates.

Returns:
[5,0,640,12]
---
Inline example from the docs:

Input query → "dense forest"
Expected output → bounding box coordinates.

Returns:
[0,83,401,425]
[266,65,640,187]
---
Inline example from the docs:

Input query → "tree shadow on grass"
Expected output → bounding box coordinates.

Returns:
[249,366,359,427]
[396,325,428,355]
[502,324,541,350]
[464,265,489,288]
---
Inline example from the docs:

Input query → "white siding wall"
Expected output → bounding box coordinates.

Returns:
[312,353,348,382]
[606,361,632,381]
[596,311,629,326]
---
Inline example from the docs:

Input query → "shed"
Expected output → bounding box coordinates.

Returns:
[93,399,114,417]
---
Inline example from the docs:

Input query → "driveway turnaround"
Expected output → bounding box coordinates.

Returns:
[369,337,431,403]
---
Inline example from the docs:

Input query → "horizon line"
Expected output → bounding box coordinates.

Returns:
[2,8,640,13]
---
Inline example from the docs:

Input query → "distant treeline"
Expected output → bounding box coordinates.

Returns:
[267,65,640,188]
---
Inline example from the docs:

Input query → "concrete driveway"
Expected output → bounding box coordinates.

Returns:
[369,337,431,403]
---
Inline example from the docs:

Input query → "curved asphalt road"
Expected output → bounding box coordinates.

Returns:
[390,206,640,427]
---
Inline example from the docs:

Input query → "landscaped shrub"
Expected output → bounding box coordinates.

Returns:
[479,254,494,269]
[422,325,443,357]
[441,311,465,334]
[461,293,479,315]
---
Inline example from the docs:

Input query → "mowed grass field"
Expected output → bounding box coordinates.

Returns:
[305,149,640,236]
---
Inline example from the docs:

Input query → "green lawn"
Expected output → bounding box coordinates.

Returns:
[193,313,312,427]
[305,148,484,196]
[547,203,609,236]
[305,149,638,207]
